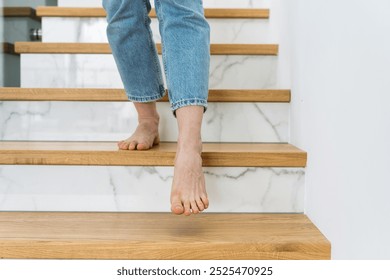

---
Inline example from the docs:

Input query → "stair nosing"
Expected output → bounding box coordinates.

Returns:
[1,43,17,55]
[14,42,279,55]
[35,6,270,19]
[0,88,291,102]
[0,142,307,167]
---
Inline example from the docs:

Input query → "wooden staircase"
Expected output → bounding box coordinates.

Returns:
[0,2,331,260]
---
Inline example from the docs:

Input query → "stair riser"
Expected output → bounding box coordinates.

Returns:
[42,18,272,44]
[21,54,278,89]
[57,0,270,8]
[0,166,304,213]
[0,101,289,143]
[3,18,41,43]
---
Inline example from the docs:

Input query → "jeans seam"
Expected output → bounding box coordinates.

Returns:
[155,0,170,96]
[142,0,165,99]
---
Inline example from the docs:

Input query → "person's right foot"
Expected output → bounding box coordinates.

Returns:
[118,117,160,150]
[170,141,209,216]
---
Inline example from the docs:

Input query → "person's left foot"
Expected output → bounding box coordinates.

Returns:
[117,117,160,150]
[170,142,209,216]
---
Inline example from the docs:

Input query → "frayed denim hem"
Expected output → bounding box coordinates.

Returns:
[171,98,208,117]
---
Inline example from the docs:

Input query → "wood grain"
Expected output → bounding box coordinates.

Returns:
[14,42,279,55]
[0,88,291,102]
[0,212,330,260]
[0,142,307,167]
[36,7,270,19]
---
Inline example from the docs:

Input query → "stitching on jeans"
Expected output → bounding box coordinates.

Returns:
[142,0,165,99]
[155,0,169,97]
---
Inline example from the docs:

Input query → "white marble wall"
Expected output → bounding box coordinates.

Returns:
[58,0,270,8]
[0,165,304,212]
[21,54,278,89]
[0,101,289,142]
[42,18,272,44]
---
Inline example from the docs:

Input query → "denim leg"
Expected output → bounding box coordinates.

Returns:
[103,0,166,102]
[154,0,211,116]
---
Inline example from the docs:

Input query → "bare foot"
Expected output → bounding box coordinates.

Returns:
[118,117,160,150]
[170,142,209,216]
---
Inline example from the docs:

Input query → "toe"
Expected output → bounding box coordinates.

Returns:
[190,201,199,214]
[196,199,205,211]
[128,141,137,150]
[118,141,127,150]
[201,195,209,209]
[136,142,150,150]
[171,199,184,215]
[183,201,192,216]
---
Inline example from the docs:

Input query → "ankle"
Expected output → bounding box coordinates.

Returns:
[177,136,202,153]
[138,114,160,125]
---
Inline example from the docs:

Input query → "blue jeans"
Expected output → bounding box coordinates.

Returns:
[102,0,210,116]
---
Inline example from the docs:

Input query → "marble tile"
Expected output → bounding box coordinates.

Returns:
[0,101,289,142]
[0,165,304,213]
[42,18,272,44]
[21,54,278,89]
[57,0,270,8]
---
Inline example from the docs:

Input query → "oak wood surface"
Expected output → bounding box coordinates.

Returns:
[0,142,307,167]
[2,7,35,17]
[14,42,279,55]
[0,212,330,260]
[1,43,15,54]
[0,88,291,102]
[2,7,40,21]
[35,7,270,19]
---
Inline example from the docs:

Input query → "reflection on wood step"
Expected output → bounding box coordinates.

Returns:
[0,88,290,102]
[14,42,279,55]
[0,142,307,167]
[0,212,330,260]
[36,7,270,19]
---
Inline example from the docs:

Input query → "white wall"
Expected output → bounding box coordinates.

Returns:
[279,0,390,259]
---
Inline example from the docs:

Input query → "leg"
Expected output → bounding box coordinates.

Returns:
[103,0,165,150]
[154,0,211,215]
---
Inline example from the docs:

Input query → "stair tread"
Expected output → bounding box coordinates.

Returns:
[0,142,307,167]
[2,7,36,17]
[14,42,279,55]
[36,6,270,19]
[0,87,290,102]
[0,212,330,260]
[1,43,15,54]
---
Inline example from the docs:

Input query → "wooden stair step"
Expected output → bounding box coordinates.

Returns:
[36,6,270,19]
[1,7,38,19]
[0,212,330,260]
[14,42,279,55]
[0,142,307,167]
[1,43,15,55]
[0,88,291,102]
